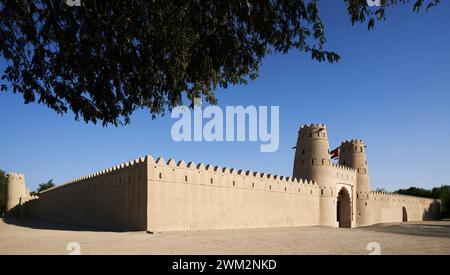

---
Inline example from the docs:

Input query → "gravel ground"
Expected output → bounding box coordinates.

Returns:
[1,218,449,255]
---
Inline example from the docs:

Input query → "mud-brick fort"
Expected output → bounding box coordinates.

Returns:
[5,123,441,232]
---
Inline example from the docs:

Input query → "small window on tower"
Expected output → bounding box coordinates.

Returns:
[302,149,305,155]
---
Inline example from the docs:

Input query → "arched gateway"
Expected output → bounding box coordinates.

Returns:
[337,188,351,228]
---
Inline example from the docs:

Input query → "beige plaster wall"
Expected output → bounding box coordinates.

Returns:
[20,157,149,231]
[367,192,441,224]
[147,157,321,232]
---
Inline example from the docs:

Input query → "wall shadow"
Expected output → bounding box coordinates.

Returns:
[2,217,140,233]
[4,204,141,233]
[422,199,442,221]
[4,199,143,233]
[362,221,450,239]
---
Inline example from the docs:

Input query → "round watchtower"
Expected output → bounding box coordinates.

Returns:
[293,123,336,226]
[293,123,333,186]
[338,139,370,193]
[339,139,371,226]
[6,173,27,212]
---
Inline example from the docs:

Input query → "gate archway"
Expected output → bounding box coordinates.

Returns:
[337,188,351,228]
[402,206,408,222]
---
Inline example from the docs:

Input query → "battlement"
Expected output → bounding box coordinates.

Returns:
[368,191,435,203]
[300,123,326,130]
[40,155,150,194]
[331,163,357,173]
[340,139,366,154]
[150,155,317,187]
[341,139,364,145]
[298,123,328,138]
[6,172,25,179]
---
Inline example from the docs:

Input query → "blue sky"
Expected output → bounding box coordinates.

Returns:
[1,1,449,192]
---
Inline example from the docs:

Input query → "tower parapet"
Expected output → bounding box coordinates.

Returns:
[293,123,333,185]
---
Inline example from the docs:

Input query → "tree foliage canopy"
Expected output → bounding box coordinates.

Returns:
[0,0,440,125]
[35,179,55,194]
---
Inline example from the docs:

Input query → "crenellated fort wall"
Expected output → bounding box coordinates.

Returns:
[6,123,441,232]
[367,191,440,223]
[147,156,320,232]
[16,157,148,231]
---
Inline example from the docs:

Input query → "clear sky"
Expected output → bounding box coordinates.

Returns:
[1,1,449,192]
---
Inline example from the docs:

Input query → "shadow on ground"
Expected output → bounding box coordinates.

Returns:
[2,218,135,233]
[360,220,450,239]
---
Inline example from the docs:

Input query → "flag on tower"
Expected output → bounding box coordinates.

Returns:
[330,147,339,160]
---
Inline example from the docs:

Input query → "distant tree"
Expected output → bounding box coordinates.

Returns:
[395,187,433,198]
[0,170,6,215]
[0,0,441,125]
[431,186,450,218]
[373,187,389,193]
[35,180,55,194]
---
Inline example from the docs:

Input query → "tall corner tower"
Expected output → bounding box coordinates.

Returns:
[339,139,371,226]
[293,123,335,226]
[293,123,333,186]
[6,173,27,212]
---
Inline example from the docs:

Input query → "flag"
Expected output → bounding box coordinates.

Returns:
[330,147,339,159]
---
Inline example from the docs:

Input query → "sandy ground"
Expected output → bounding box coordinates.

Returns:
[1,218,450,255]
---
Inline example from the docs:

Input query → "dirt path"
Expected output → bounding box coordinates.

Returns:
[1,218,449,255]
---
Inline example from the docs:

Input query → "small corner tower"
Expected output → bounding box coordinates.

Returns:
[6,173,28,212]
[339,139,371,226]
[338,139,370,193]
